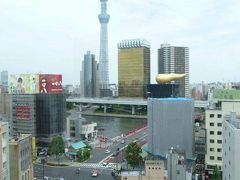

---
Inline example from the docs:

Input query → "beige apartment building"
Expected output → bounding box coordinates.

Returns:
[0,122,9,180]
[9,134,33,180]
[205,100,240,173]
[121,160,165,180]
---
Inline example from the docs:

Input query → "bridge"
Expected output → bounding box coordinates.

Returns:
[67,98,209,114]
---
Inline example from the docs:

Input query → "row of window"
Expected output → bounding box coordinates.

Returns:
[210,131,222,135]
[210,122,222,127]
[209,148,222,152]
[209,156,222,161]
[209,139,222,144]
[210,114,222,118]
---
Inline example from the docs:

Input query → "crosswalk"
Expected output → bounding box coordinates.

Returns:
[70,163,113,169]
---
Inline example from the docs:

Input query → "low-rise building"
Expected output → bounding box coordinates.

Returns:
[67,113,97,141]
[120,160,165,180]
[9,134,33,180]
[0,122,9,180]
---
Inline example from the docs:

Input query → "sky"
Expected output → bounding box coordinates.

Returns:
[0,0,240,85]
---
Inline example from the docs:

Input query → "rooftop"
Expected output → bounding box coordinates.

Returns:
[70,141,86,150]
[118,39,150,49]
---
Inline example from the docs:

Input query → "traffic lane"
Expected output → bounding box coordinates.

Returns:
[34,164,114,180]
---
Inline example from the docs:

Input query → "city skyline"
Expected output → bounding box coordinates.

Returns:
[0,0,239,85]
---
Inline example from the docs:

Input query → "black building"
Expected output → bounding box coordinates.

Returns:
[147,84,179,98]
[36,94,66,144]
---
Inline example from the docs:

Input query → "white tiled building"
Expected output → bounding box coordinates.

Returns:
[223,112,240,180]
[205,101,240,173]
[0,122,9,180]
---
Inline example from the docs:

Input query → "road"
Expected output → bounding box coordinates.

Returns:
[34,164,114,180]
[34,126,148,179]
[87,126,148,164]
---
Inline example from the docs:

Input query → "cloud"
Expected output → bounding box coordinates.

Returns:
[0,0,239,85]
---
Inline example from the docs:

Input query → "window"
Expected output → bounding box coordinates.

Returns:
[210,131,214,135]
[217,140,222,144]
[210,123,214,126]
[217,131,222,135]
[229,160,231,165]
[217,157,222,161]
[229,146,231,151]
[210,156,214,160]
[210,139,214,143]
[229,132,230,137]
[217,114,222,118]
[217,148,222,152]
[217,123,222,127]
[210,148,214,152]
[210,114,214,118]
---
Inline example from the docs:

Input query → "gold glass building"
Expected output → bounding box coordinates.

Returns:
[118,39,150,98]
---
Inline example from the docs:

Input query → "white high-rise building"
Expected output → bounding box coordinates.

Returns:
[223,112,240,180]
[98,0,110,95]
[205,101,240,173]
[0,121,9,180]
[158,44,189,97]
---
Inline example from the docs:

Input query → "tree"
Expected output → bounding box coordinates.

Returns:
[77,148,90,162]
[48,136,65,160]
[126,142,143,168]
[212,165,221,180]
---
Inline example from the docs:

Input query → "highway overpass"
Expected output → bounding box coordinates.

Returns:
[67,98,209,114]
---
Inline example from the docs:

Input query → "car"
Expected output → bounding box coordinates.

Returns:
[53,178,64,180]
[102,161,108,166]
[105,149,111,154]
[92,169,100,177]
[121,139,125,144]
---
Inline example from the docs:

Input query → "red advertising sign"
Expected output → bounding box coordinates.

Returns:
[16,106,30,120]
[39,74,63,94]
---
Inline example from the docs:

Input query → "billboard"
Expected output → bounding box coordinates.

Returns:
[9,74,39,94]
[39,74,62,94]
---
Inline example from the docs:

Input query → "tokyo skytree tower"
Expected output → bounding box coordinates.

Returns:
[98,0,110,89]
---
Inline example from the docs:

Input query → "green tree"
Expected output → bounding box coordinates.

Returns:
[76,148,90,162]
[77,149,83,162]
[48,136,65,161]
[126,142,143,168]
[66,102,74,110]
[212,165,221,180]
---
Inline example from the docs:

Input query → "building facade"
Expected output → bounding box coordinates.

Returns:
[120,160,165,180]
[11,94,66,144]
[36,94,66,143]
[98,0,110,94]
[67,113,97,141]
[148,98,194,160]
[9,134,33,180]
[80,51,98,98]
[167,148,187,180]
[205,101,240,173]
[223,112,240,180]
[12,95,37,136]
[118,39,150,98]
[158,44,189,97]
[0,122,9,180]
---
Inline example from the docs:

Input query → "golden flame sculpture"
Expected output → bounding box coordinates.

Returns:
[155,73,186,84]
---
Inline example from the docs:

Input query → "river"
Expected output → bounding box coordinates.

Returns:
[82,115,147,139]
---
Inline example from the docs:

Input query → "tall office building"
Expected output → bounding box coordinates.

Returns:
[223,112,240,180]
[80,51,98,98]
[0,122,9,180]
[98,0,110,94]
[118,39,151,98]
[205,101,240,173]
[9,134,33,180]
[158,44,189,97]
[148,98,194,160]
